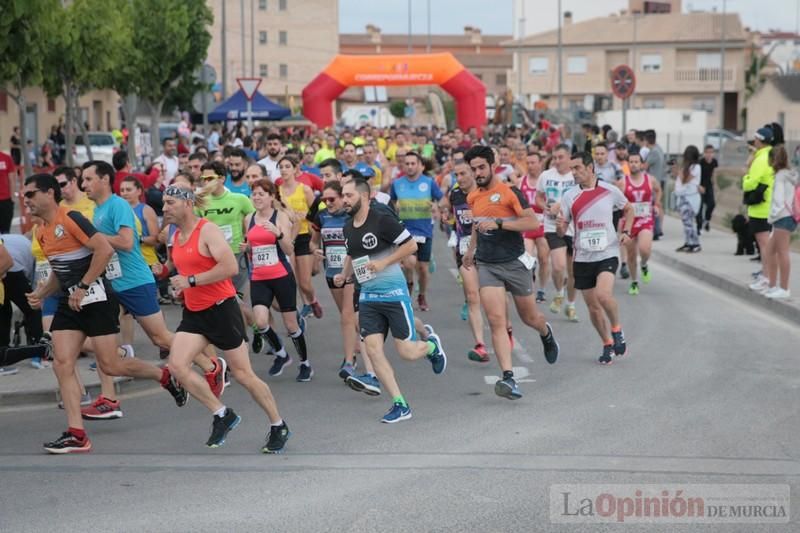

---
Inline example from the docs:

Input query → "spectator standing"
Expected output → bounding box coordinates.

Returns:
[743,127,776,270]
[0,142,15,233]
[153,138,180,186]
[674,145,702,252]
[761,145,797,299]
[697,144,718,232]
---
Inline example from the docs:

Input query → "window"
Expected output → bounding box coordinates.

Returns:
[567,56,587,74]
[279,0,287,10]
[495,73,507,86]
[279,64,288,79]
[693,96,715,113]
[259,31,267,44]
[47,98,56,112]
[529,57,548,74]
[696,53,721,69]
[279,31,287,46]
[642,98,665,109]
[259,0,266,9]
[260,64,268,77]
[641,53,662,72]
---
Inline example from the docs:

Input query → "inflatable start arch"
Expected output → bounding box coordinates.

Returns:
[302,53,486,134]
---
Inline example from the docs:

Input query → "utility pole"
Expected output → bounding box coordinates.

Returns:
[250,0,255,76]
[221,0,227,99]
[719,0,727,131]
[240,0,246,78]
[517,0,526,105]
[426,0,431,53]
[557,0,563,113]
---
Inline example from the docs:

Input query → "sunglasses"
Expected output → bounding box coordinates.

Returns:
[24,190,40,199]
[58,181,69,188]
[322,196,338,203]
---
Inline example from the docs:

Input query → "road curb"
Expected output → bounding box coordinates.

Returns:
[652,249,800,326]
[0,376,160,408]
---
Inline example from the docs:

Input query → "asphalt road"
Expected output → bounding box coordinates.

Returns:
[0,237,798,533]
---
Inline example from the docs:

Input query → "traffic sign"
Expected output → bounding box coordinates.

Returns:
[610,65,636,100]
[195,64,217,86]
[237,78,262,101]
[192,91,215,113]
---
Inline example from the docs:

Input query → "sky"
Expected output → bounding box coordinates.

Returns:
[339,0,799,36]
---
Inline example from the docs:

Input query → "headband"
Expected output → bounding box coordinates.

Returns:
[164,186,195,201]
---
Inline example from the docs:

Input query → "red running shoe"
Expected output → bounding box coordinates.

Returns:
[206,357,227,398]
[467,344,490,363]
[44,431,92,454]
[81,395,123,420]
[311,300,323,319]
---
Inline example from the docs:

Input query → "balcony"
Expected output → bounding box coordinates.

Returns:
[674,68,734,82]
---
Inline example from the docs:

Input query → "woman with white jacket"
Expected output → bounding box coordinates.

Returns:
[674,145,703,252]
[763,145,798,299]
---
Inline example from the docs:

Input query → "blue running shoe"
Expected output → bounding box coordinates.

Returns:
[598,344,614,365]
[460,302,468,321]
[346,373,382,396]
[611,329,627,357]
[381,402,412,423]
[494,378,522,400]
[424,325,447,375]
[338,361,355,380]
[89,361,97,371]
[300,304,313,319]
[268,354,292,377]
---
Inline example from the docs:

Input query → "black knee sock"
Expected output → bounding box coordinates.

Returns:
[289,330,308,362]
[260,327,284,354]
[0,344,48,366]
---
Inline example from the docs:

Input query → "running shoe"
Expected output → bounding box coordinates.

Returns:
[424,326,447,375]
[81,395,123,420]
[268,354,292,377]
[540,323,559,364]
[159,347,170,360]
[749,278,769,292]
[619,262,630,279]
[381,402,412,423]
[549,294,564,314]
[251,329,264,354]
[162,368,188,407]
[338,361,356,380]
[460,302,469,321]
[507,326,514,350]
[494,377,522,400]
[417,294,430,312]
[611,329,627,357]
[44,431,92,454]
[468,343,490,363]
[300,304,313,319]
[628,281,640,295]
[536,289,546,303]
[565,304,579,322]
[89,361,97,371]
[641,264,652,284]
[310,300,324,319]
[346,373,382,396]
[296,363,314,382]
[30,357,49,369]
[704,221,710,232]
[262,422,291,453]
[206,409,241,448]
[59,392,93,409]
[765,287,791,300]
[206,357,227,398]
[675,244,691,252]
[687,245,702,253]
[598,344,614,365]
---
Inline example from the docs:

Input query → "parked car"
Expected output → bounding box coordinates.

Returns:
[73,132,119,166]
[704,129,744,151]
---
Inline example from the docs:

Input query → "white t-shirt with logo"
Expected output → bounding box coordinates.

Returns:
[560,181,629,263]
[536,167,576,234]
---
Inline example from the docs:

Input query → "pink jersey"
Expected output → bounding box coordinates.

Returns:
[519,174,544,239]
[623,173,655,236]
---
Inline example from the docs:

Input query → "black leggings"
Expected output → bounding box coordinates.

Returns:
[696,190,715,228]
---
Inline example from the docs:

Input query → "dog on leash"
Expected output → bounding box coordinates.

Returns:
[731,214,756,256]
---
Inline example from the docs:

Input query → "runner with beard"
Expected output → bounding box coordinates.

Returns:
[257,133,283,181]
[224,147,251,197]
[462,146,560,401]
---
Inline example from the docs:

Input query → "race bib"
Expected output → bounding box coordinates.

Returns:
[105,253,123,280]
[518,252,536,270]
[580,229,608,252]
[220,224,234,243]
[35,260,51,282]
[352,255,376,284]
[633,202,652,218]
[252,245,278,267]
[458,235,471,256]
[413,235,427,244]
[68,280,108,306]
[325,245,347,269]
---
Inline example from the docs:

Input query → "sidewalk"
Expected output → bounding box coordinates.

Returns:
[652,214,800,325]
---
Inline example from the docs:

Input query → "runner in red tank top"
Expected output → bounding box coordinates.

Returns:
[615,152,663,295]
[519,151,550,303]
[163,184,291,453]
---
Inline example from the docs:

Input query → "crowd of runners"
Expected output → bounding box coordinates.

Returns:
[0,122,673,454]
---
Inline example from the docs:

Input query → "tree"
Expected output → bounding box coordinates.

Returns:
[0,0,59,177]
[131,0,212,157]
[742,43,776,132]
[42,0,131,166]
[389,100,406,119]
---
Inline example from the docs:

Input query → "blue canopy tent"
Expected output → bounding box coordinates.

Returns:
[208,90,291,122]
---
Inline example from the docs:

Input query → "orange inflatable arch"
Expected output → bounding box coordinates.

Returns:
[302,53,486,134]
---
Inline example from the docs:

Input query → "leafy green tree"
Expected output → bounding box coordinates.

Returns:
[0,0,59,176]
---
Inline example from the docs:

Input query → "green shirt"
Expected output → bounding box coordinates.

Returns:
[742,146,774,220]
[200,190,255,253]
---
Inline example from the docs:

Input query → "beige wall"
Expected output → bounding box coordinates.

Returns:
[0,87,119,148]
[206,0,339,103]
[747,82,800,141]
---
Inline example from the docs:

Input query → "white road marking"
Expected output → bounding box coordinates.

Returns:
[483,366,530,385]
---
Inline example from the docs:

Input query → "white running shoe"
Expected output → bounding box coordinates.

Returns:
[749,278,769,292]
[765,287,791,300]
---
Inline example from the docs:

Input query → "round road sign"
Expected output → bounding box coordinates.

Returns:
[610,65,636,100]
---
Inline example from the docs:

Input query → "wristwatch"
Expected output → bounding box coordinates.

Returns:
[188,275,197,287]
[495,218,503,230]
[77,281,91,290]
